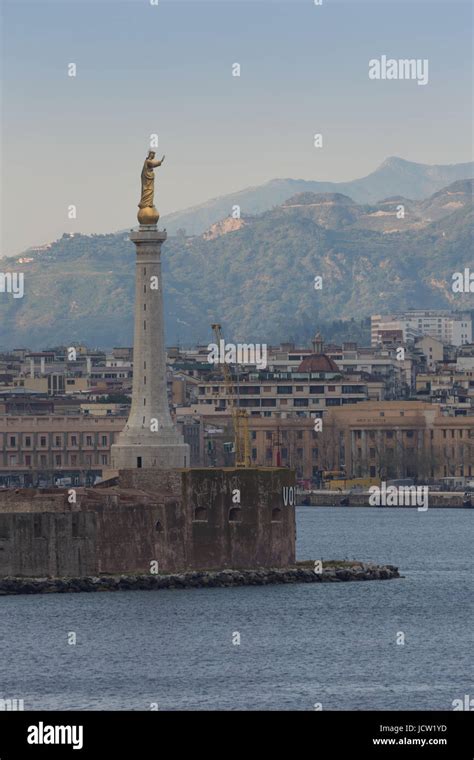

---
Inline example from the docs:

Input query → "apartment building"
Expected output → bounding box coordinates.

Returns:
[416,368,474,410]
[325,344,414,395]
[413,335,444,370]
[191,343,387,421]
[0,415,126,486]
[371,310,472,347]
[194,372,385,417]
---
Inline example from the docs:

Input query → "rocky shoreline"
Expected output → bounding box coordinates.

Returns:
[0,562,400,595]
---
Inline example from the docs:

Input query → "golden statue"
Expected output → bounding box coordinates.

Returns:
[137,150,165,225]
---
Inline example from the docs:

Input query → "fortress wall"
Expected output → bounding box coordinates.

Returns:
[0,511,97,577]
[182,469,296,570]
[0,489,70,513]
[119,467,296,571]
[0,468,296,577]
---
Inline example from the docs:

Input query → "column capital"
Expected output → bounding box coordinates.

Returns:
[130,227,167,244]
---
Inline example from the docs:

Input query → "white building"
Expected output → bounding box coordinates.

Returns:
[372,310,472,347]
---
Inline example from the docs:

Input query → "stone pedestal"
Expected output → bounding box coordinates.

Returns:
[111,225,190,470]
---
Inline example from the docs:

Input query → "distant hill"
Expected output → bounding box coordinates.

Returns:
[0,179,472,350]
[160,157,474,236]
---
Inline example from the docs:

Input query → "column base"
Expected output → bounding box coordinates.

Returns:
[111,441,190,470]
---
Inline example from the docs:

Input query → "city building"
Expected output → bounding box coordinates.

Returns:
[0,414,126,487]
[413,335,444,370]
[371,310,472,347]
[322,401,474,481]
[181,339,388,421]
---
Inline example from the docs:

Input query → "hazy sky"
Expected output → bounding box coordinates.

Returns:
[1,0,472,254]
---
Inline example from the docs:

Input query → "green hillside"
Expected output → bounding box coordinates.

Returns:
[0,181,472,349]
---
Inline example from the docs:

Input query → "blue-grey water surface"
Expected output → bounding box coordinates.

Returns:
[0,507,471,710]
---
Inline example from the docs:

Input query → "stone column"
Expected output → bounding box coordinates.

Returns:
[111,226,189,469]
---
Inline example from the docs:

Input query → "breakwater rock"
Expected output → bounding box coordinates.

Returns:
[0,562,400,595]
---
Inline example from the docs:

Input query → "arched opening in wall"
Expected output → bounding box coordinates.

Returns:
[272,507,282,522]
[155,521,163,533]
[194,507,207,522]
[229,507,242,522]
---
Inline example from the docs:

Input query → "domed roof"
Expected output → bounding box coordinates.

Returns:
[299,332,340,373]
[297,353,340,373]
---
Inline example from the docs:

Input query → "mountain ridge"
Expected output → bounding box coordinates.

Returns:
[0,178,472,350]
[158,157,474,237]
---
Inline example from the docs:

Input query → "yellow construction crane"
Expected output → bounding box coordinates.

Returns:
[211,323,251,467]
